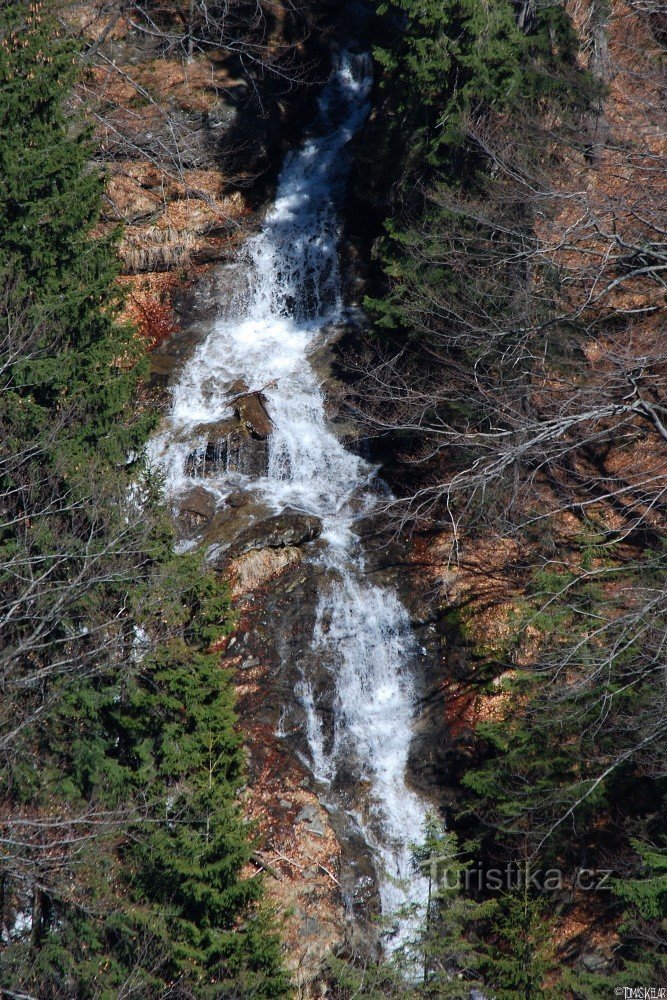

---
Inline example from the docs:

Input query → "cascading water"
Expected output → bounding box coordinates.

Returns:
[149,50,429,948]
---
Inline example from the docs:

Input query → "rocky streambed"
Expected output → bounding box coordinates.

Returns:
[146,49,458,981]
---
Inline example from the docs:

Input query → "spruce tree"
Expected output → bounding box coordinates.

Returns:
[479,889,556,1000]
[0,0,150,461]
[410,819,493,996]
[566,840,667,997]
[0,8,289,996]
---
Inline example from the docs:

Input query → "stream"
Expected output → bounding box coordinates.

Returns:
[149,49,429,951]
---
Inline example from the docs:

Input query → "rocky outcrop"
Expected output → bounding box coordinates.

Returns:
[186,418,269,479]
[227,511,322,558]
[176,486,218,532]
[223,543,384,956]
[228,546,302,598]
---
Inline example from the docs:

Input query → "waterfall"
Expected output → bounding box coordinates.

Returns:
[149,50,429,948]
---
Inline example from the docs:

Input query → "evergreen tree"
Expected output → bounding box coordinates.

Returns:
[0,0,151,461]
[480,889,557,1000]
[410,817,491,994]
[0,7,289,996]
[2,560,288,999]
[374,0,530,169]
[364,0,595,341]
[566,839,667,997]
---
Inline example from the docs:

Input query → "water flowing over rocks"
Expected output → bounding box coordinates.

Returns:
[235,391,273,439]
[147,47,449,975]
[185,416,270,479]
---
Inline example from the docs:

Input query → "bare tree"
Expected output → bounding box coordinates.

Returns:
[343,0,666,845]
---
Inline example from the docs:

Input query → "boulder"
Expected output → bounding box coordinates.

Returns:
[229,546,302,597]
[235,392,273,439]
[202,499,275,551]
[580,953,610,973]
[176,486,217,533]
[227,511,322,558]
[186,417,268,478]
[296,804,326,837]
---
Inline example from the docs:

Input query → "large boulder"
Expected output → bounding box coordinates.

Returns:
[176,486,217,533]
[202,499,274,551]
[186,417,268,478]
[228,546,302,597]
[227,510,322,558]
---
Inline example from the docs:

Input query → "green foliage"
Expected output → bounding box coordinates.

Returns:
[0,1,151,462]
[365,0,597,365]
[372,0,589,176]
[613,840,667,921]
[33,562,288,998]
[1,490,289,997]
[0,7,288,996]
[326,822,558,999]
[409,818,493,994]
[565,839,667,997]
[480,890,557,1000]
[374,0,526,168]
[462,545,666,850]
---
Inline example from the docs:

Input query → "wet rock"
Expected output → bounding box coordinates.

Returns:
[176,486,217,532]
[326,810,382,931]
[235,392,273,439]
[228,511,322,558]
[226,490,249,508]
[172,262,249,325]
[203,500,274,552]
[186,418,268,478]
[148,320,217,405]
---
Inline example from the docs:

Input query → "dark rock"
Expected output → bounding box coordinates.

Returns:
[215,91,277,179]
[296,804,326,837]
[186,417,268,478]
[235,392,273,439]
[176,486,217,532]
[226,490,249,508]
[203,500,274,552]
[227,511,322,558]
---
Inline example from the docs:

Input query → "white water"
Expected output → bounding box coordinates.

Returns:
[149,51,429,945]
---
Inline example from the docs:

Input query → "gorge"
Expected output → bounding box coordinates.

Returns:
[148,46,431,952]
[1,0,664,996]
